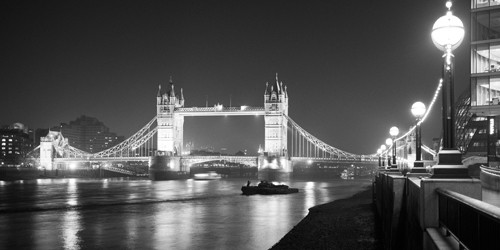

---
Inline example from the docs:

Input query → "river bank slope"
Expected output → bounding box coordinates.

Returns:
[271,185,383,249]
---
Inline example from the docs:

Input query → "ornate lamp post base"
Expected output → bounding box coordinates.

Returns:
[431,149,469,178]
[411,161,427,173]
[388,164,399,172]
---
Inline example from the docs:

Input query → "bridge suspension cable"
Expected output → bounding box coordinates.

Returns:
[91,116,158,158]
[285,115,376,161]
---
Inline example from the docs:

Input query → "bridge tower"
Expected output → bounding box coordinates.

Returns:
[156,78,185,155]
[39,131,67,170]
[260,73,291,173]
[40,137,54,170]
[151,78,186,180]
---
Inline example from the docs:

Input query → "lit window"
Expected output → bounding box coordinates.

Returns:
[8,139,12,142]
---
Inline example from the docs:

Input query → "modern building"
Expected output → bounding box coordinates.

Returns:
[51,115,124,153]
[0,123,34,166]
[469,0,500,166]
[455,90,489,158]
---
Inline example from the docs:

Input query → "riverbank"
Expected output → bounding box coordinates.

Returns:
[271,185,383,250]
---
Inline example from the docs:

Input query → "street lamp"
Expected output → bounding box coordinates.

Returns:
[381,145,387,167]
[389,127,399,170]
[431,0,467,178]
[377,148,383,167]
[411,102,426,172]
[385,138,393,167]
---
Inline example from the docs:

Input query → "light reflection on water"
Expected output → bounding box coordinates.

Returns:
[62,210,81,250]
[66,179,78,207]
[0,178,371,250]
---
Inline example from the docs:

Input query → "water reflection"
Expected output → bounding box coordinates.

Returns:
[66,179,78,206]
[0,178,371,249]
[304,182,316,215]
[62,210,81,250]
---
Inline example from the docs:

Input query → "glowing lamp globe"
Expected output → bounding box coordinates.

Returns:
[389,126,399,137]
[380,145,387,151]
[386,138,393,146]
[431,2,464,52]
[377,148,382,155]
[411,102,427,119]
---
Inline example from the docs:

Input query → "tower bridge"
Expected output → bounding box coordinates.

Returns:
[35,74,379,180]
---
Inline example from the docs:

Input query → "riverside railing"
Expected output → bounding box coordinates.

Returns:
[436,188,500,250]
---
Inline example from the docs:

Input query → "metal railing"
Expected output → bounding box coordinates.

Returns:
[436,188,500,250]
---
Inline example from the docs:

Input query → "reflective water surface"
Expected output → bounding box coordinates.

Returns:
[0,178,371,250]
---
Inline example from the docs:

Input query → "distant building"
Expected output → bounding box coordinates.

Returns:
[51,115,124,153]
[34,128,49,146]
[0,123,33,166]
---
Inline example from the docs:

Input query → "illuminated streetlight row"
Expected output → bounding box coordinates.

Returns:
[377,1,468,178]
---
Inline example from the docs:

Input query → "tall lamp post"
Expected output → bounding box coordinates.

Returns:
[389,126,399,170]
[381,145,387,168]
[431,0,468,178]
[377,148,383,168]
[385,138,393,167]
[411,102,426,172]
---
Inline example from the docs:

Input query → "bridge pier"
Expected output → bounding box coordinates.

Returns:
[149,155,189,180]
[257,155,292,181]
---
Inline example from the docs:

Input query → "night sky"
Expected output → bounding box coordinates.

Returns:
[1,0,471,155]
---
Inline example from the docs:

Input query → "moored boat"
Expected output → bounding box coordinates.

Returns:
[193,171,222,180]
[241,181,298,195]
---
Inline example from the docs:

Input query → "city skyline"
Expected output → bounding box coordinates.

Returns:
[1,0,471,155]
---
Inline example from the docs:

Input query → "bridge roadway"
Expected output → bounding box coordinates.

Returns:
[291,157,378,164]
[54,155,377,166]
[54,157,151,163]
[176,106,265,116]
[54,156,261,168]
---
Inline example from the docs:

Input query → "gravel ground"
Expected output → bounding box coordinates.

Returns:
[271,186,383,250]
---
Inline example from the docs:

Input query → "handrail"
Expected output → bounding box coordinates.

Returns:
[436,188,500,249]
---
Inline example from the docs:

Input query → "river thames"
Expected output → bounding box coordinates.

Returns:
[0,178,372,250]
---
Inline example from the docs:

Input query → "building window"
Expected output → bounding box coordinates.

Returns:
[472,8,500,41]
[472,1,500,10]
[471,76,500,106]
[471,42,500,73]
[473,116,488,121]
[473,141,486,147]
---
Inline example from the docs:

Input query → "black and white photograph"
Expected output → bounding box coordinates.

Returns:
[1,1,499,249]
